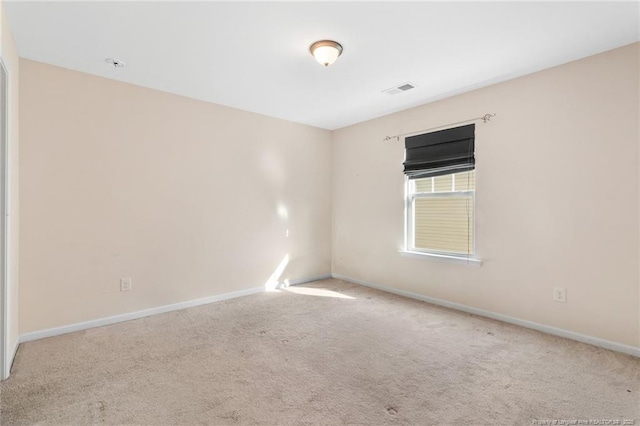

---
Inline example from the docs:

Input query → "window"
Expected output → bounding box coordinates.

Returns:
[403,124,476,259]
[406,169,475,256]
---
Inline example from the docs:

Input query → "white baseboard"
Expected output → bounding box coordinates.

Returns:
[286,273,332,286]
[332,273,640,358]
[22,272,635,358]
[20,286,264,343]
[20,273,331,344]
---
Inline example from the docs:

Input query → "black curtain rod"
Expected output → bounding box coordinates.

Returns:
[384,113,496,142]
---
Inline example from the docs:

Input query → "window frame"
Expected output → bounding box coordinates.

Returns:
[404,167,477,259]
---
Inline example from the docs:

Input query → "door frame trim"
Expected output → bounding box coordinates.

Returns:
[0,56,11,380]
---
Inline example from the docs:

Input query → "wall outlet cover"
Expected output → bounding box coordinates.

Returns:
[553,287,566,303]
[120,277,132,292]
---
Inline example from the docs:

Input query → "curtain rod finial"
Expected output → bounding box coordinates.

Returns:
[482,113,496,123]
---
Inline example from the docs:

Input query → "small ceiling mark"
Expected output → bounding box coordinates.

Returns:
[105,58,126,68]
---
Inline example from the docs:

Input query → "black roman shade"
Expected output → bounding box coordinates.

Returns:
[403,124,475,179]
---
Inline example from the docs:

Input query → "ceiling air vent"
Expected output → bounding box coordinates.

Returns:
[383,82,416,95]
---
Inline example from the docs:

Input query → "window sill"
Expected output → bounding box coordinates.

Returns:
[398,250,482,267]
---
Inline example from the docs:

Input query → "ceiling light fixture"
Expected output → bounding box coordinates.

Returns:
[309,40,343,67]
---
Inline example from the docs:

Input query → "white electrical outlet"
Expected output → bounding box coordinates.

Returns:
[553,287,566,303]
[120,277,132,292]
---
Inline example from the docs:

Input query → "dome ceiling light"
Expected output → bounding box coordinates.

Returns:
[309,40,343,67]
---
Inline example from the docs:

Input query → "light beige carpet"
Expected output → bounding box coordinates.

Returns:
[0,279,638,425]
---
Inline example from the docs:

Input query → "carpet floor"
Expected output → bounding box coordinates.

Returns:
[0,279,638,425]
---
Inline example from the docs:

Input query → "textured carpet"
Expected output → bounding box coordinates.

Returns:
[1,279,638,425]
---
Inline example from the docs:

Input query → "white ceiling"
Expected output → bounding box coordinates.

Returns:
[5,1,640,130]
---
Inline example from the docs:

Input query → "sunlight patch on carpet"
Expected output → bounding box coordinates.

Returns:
[283,286,355,299]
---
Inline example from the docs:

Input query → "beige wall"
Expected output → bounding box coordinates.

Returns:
[16,43,640,349]
[19,59,332,334]
[332,43,640,348]
[0,0,19,376]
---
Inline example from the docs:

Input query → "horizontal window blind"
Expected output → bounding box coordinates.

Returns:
[413,196,473,255]
[410,170,474,256]
[413,171,475,193]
